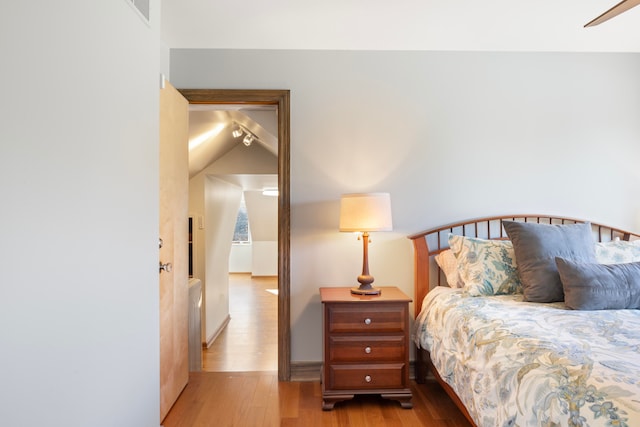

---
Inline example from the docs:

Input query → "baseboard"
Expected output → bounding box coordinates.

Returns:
[204,314,231,348]
[290,362,321,381]
[290,361,419,382]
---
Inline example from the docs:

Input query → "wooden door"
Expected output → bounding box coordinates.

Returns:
[159,80,189,421]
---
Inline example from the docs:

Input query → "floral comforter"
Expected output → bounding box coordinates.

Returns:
[414,287,640,427]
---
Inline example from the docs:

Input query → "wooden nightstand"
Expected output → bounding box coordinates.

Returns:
[320,286,413,410]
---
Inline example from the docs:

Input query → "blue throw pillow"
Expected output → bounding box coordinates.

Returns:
[556,257,640,310]
[502,221,596,303]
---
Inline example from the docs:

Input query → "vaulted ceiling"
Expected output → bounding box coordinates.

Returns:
[188,104,277,179]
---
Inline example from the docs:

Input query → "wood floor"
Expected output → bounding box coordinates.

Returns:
[162,372,472,426]
[163,274,471,426]
[202,274,278,372]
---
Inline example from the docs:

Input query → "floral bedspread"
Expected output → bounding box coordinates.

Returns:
[414,287,640,427]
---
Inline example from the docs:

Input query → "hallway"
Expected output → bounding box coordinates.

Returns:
[202,274,278,372]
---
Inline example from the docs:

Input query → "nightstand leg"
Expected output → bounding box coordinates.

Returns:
[381,393,413,409]
[322,394,355,411]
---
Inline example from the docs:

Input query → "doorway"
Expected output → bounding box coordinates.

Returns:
[179,89,291,381]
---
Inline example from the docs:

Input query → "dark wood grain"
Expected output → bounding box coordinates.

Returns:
[321,287,413,410]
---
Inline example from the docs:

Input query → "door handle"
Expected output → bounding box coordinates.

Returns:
[159,261,172,273]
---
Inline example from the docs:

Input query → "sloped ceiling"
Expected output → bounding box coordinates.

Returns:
[161,0,640,52]
[188,104,277,179]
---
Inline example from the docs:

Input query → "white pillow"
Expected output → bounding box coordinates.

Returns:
[434,249,464,288]
[449,234,522,296]
[595,239,640,264]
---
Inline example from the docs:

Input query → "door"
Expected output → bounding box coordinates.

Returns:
[159,79,189,421]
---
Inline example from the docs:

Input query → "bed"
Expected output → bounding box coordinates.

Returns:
[408,215,640,427]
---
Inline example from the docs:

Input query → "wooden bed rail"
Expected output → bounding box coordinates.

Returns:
[408,214,640,315]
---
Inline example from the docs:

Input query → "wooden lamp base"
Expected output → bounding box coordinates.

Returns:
[351,284,381,295]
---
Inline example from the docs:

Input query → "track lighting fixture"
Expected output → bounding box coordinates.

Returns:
[231,122,257,147]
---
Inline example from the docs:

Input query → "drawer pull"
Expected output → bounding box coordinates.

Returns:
[364,318,372,325]
[364,346,372,354]
[364,375,372,383]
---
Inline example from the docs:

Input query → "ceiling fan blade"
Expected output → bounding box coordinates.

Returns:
[585,0,640,27]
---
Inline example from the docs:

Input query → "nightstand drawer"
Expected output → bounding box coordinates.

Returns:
[326,363,407,390]
[327,303,407,333]
[328,335,405,362]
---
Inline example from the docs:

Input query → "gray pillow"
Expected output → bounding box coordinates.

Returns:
[556,257,640,310]
[502,221,596,302]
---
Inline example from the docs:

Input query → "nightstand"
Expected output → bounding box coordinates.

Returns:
[320,286,413,410]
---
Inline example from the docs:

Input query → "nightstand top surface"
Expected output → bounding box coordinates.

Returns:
[320,286,412,303]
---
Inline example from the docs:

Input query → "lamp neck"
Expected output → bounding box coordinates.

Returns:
[358,231,374,286]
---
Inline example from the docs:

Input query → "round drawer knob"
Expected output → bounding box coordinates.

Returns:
[364,375,372,383]
[364,318,372,325]
[364,346,372,354]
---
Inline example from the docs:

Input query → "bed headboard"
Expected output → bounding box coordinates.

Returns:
[407,215,640,315]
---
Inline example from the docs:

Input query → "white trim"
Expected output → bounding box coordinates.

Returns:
[205,315,231,348]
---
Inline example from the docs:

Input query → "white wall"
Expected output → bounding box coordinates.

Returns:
[203,176,242,343]
[229,244,252,272]
[245,190,278,276]
[0,2,161,426]
[171,49,640,363]
[252,241,278,276]
[228,191,278,275]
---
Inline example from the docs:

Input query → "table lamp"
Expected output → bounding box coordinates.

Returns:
[339,193,393,295]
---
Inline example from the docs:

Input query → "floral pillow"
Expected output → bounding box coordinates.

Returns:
[595,239,640,264]
[449,234,522,296]
[435,249,465,288]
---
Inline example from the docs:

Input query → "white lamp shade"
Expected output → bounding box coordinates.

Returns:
[339,193,393,232]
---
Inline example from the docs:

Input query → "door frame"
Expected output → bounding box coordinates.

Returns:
[178,89,291,381]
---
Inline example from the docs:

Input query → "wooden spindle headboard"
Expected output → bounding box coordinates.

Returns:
[407,215,640,315]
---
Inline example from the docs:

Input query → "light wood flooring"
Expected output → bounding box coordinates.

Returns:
[163,274,471,426]
[202,274,278,372]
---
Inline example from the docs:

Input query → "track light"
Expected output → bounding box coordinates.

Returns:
[231,122,257,147]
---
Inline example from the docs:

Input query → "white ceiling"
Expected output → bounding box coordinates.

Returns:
[161,0,640,52]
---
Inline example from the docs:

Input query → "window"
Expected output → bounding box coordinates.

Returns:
[232,198,251,244]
